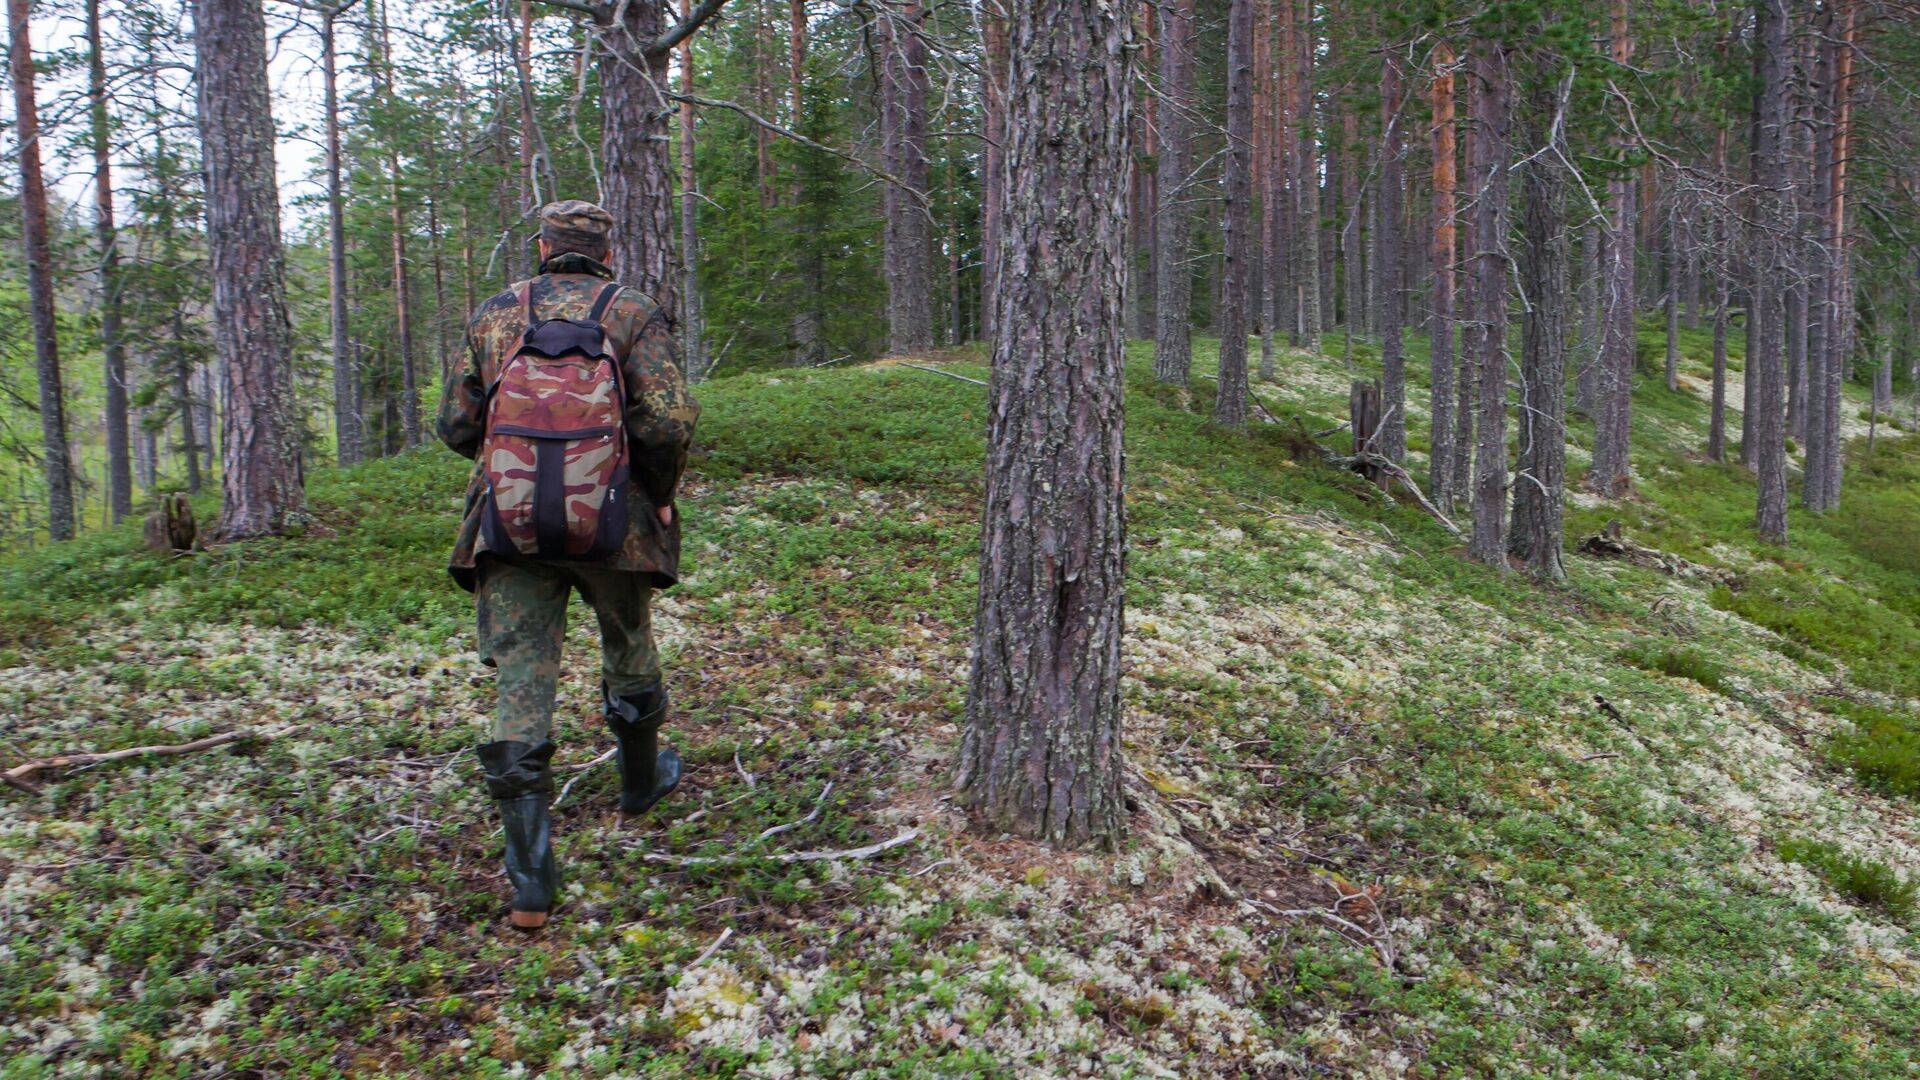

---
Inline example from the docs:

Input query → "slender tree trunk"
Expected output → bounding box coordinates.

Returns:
[1588,0,1635,496]
[1132,0,1159,344]
[1710,282,1729,461]
[1152,0,1196,385]
[1751,0,1790,542]
[1664,280,1679,392]
[1511,71,1568,582]
[1340,102,1362,351]
[879,1,934,353]
[1428,43,1458,508]
[86,0,130,522]
[1293,0,1321,350]
[1813,0,1854,511]
[1375,47,1406,462]
[380,3,420,448]
[10,0,74,540]
[193,0,307,537]
[1802,16,1832,508]
[680,0,710,378]
[979,7,1006,342]
[956,0,1131,850]
[1467,41,1511,567]
[1254,0,1274,378]
[1214,0,1255,429]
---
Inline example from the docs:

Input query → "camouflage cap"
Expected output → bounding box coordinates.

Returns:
[539,199,614,252]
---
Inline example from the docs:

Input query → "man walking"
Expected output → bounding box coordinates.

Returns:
[438,200,700,929]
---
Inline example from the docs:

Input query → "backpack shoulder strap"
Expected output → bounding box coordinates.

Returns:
[585,280,623,324]
[524,278,540,329]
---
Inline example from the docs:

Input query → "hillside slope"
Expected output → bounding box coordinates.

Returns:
[3,335,1919,1078]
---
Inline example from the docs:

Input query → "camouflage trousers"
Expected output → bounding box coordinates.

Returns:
[475,555,662,744]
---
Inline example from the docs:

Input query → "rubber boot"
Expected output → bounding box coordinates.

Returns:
[476,740,561,929]
[604,682,682,819]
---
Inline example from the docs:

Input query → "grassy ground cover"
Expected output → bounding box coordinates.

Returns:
[3,329,1918,1077]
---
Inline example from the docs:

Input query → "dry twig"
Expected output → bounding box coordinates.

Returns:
[4,730,253,794]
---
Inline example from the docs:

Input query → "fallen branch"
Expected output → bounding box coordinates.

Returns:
[758,780,833,841]
[687,926,734,969]
[4,730,252,794]
[1324,451,1463,538]
[644,827,920,869]
[552,747,619,808]
[896,362,987,387]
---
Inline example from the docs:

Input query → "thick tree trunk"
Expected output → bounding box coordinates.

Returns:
[86,0,130,522]
[9,0,74,541]
[194,0,307,537]
[1375,48,1406,462]
[1510,73,1568,582]
[1466,41,1510,567]
[879,1,934,353]
[1152,0,1196,385]
[681,0,710,378]
[1588,0,1635,497]
[600,1,677,308]
[1213,0,1255,429]
[1750,0,1791,542]
[956,0,1131,850]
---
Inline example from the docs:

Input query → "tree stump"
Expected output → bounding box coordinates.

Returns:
[143,493,196,552]
[1349,379,1388,488]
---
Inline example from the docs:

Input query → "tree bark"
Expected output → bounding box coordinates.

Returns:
[1132,1,1159,344]
[1375,46,1406,462]
[1213,0,1255,429]
[600,0,676,308]
[1750,0,1791,543]
[1466,41,1510,567]
[1510,71,1568,583]
[1152,0,1196,385]
[323,8,360,465]
[879,0,934,353]
[9,0,75,541]
[380,2,420,448]
[1428,43,1458,509]
[956,0,1131,850]
[193,0,307,537]
[86,0,131,522]
[979,7,1007,342]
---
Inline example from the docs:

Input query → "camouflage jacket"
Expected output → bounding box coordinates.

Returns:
[437,253,699,591]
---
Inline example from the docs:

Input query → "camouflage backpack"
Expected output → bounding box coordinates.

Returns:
[479,280,631,561]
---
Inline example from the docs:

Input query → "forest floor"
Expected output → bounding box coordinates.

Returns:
[4,327,1920,1078]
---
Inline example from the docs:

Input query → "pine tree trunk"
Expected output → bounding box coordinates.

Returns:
[9,0,75,541]
[1340,103,1363,350]
[1814,0,1854,511]
[1293,0,1321,350]
[1213,0,1255,429]
[1132,1,1158,344]
[1510,72,1568,582]
[956,0,1131,850]
[1375,48,1406,462]
[681,0,711,378]
[979,8,1007,343]
[86,0,130,522]
[600,0,676,308]
[1588,0,1635,497]
[193,0,307,537]
[1751,0,1791,542]
[1466,41,1510,567]
[1253,0,1274,378]
[1152,0,1196,385]
[1428,43,1458,509]
[879,1,934,354]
